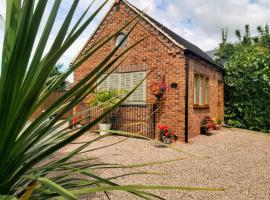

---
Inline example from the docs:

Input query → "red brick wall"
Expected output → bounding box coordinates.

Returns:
[74,1,224,141]
[188,56,224,138]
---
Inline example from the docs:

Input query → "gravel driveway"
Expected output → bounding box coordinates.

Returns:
[61,128,270,200]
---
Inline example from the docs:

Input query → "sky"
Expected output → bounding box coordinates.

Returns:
[0,0,269,82]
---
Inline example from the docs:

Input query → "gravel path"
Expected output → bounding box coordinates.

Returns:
[61,128,270,200]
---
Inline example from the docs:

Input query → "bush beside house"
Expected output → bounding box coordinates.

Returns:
[216,25,270,133]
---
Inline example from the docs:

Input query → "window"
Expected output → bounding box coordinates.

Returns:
[98,72,146,104]
[194,74,209,108]
[115,33,127,48]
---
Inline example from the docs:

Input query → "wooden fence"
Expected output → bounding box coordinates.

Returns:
[30,90,73,120]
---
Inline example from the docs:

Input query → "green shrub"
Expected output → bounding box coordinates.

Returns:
[216,25,270,133]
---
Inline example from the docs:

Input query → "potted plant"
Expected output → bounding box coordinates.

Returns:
[151,76,167,100]
[213,119,222,130]
[170,132,177,143]
[89,90,123,135]
[158,124,177,144]
[200,116,214,135]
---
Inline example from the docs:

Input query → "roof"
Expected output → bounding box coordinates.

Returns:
[206,50,217,60]
[122,0,223,70]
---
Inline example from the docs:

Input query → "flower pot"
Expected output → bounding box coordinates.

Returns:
[170,137,175,143]
[213,124,221,130]
[200,127,208,135]
[162,136,171,144]
[99,123,111,136]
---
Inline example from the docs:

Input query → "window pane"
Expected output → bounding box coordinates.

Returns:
[194,75,198,104]
[115,33,127,48]
[205,78,209,105]
[199,76,204,105]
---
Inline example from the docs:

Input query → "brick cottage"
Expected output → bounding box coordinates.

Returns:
[74,0,224,142]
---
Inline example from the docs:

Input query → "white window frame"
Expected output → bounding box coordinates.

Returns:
[194,74,209,108]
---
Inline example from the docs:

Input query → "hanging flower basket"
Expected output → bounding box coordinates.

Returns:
[154,90,165,99]
[151,76,167,100]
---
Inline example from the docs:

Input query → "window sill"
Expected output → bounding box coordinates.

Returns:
[193,105,210,109]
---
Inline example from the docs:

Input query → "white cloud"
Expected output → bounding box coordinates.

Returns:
[129,0,270,50]
[1,0,269,77]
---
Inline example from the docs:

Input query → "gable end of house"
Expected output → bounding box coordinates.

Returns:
[74,0,223,72]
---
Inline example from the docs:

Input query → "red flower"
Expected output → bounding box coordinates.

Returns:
[157,124,163,130]
[160,82,167,91]
[163,125,169,131]
[72,116,82,124]
[158,124,169,131]
[150,80,167,95]
[206,123,214,129]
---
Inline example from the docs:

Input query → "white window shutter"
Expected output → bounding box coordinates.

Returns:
[98,74,109,91]
[132,72,146,103]
[109,73,120,90]
[97,71,146,104]
[120,73,132,102]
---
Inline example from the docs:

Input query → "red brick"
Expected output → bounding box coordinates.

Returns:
[73,2,224,141]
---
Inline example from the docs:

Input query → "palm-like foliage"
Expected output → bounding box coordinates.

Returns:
[0,0,222,199]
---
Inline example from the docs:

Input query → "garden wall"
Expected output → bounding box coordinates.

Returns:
[30,91,73,120]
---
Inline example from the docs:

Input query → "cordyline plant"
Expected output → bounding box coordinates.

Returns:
[0,0,223,199]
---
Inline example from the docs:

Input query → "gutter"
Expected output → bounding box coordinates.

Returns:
[185,49,224,72]
[184,52,190,143]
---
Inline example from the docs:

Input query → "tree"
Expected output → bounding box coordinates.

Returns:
[46,63,68,91]
[216,24,270,133]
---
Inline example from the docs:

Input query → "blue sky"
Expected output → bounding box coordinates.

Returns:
[0,0,269,81]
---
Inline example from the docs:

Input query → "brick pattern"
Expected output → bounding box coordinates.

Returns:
[74,1,224,141]
[188,56,224,138]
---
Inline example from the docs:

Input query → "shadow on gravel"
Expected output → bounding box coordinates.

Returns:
[202,132,216,136]
[153,144,168,148]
